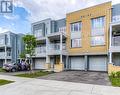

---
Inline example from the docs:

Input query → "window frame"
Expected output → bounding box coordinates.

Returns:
[91,16,105,46]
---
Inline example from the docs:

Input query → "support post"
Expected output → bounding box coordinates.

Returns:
[109,52,112,64]
[110,25,112,47]
[60,33,63,63]
[5,45,7,64]
[85,55,88,71]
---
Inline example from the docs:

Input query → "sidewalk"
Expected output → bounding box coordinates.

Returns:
[0,75,120,95]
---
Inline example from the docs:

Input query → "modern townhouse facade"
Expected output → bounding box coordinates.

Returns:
[32,2,120,73]
[0,31,24,67]
[32,18,67,72]
[109,3,120,73]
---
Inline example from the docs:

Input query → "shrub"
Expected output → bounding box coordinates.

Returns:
[110,72,116,78]
[116,71,120,78]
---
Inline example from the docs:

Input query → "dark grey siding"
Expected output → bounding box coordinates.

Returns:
[112,4,120,17]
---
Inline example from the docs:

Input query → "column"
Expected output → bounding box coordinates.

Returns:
[46,37,50,64]
[109,25,112,47]
[109,25,113,64]
[46,37,50,69]
[85,55,88,71]
[109,52,112,64]
[60,33,63,63]
[46,55,50,64]
[5,45,7,64]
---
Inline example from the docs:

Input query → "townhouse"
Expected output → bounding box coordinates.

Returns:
[32,18,66,72]
[0,31,24,67]
[109,3,120,73]
[32,2,120,73]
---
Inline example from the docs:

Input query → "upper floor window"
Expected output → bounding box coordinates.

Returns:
[34,29,43,38]
[70,22,82,48]
[71,22,82,32]
[91,17,105,46]
[0,38,4,45]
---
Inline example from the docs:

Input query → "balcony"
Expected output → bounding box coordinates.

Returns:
[109,36,120,52]
[35,46,46,57]
[0,52,11,59]
[47,43,67,55]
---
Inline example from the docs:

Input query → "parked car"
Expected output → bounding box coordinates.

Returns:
[3,63,30,72]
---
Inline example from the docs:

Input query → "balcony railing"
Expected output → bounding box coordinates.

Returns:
[110,36,120,52]
[112,36,120,46]
[0,52,11,59]
[35,46,46,57]
[47,43,66,55]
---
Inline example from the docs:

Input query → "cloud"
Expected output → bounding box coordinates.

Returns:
[14,0,117,23]
[0,27,11,33]
[3,14,19,20]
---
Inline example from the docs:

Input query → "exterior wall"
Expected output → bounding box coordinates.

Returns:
[32,18,52,37]
[0,32,24,64]
[112,4,120,22]
[55,18,66,32]
[66,2,111,55]
[54,63,64,72]
[108,64,120,74]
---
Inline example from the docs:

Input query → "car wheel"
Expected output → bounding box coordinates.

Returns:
[11,68,16,72]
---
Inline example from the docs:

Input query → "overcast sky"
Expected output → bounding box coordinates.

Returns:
[0,0,120,34]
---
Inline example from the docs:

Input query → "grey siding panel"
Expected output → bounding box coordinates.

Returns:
[55,18,66,32]
[112,4,120,17]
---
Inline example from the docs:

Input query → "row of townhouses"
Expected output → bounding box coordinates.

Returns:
[31,2,120,73]
[0,32,24,67]
[0,2,120,74]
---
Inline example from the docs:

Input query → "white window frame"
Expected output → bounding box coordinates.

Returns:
[71,38,81,48]
[91,17,105,46]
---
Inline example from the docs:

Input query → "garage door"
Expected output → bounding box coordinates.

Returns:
[35,59,46,69]
[89,56,107,71]
[71,57,85,70]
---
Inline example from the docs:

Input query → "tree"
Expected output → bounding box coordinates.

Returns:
[22,35,37,71]
[19,51,26,59]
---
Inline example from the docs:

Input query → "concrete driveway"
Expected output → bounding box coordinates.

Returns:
[0,75,120,95]
[38,71,111,86]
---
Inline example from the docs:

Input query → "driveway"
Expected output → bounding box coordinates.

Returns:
[0,75,120,95]
[38,71,111,86]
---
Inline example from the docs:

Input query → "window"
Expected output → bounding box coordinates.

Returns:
[0,38,4,45]
[71,22,82,32]
[70,22,82,48]
[34,29,43,38]
[71,38,81,48]
[91,17,105,46]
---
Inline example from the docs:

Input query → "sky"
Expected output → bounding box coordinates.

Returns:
[0,0,120,34]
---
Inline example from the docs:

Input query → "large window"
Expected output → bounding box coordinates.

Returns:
[70,22,82,48]
[91,17,105,46]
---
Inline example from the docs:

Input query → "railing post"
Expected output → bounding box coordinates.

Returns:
[60,33,63,63]
[110,25,112,47]
[109,52,112,64]
[5,45,7,64]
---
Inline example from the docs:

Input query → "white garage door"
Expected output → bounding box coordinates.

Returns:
[71,57,85,70]
[35,59,46,69]
[89,56,107,71]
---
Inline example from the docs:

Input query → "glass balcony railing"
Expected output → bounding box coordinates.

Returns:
[112,36,120,46]
[0,52,11,59]
[47,43,66,55]
[35,46,46,56]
